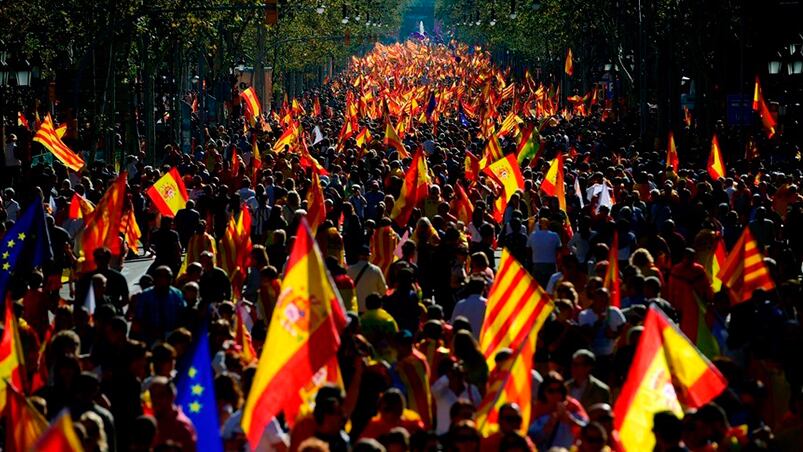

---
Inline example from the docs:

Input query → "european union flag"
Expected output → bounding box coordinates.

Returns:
[425,91,437,120]
[176,326,223,452]
[0,197,51,300]
[458,105,470,127]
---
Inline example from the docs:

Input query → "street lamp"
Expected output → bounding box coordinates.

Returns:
[789,61,803,75]
[509,0,517,19]
[235,60,246,74]
[768,60,782,75]
[341,4,349,24]
[316,3,325,14]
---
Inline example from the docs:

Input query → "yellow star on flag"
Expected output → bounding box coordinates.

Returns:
[17,232,25,240]
[189,401,202,413]
[191,384,204,396]
[2,263,8,271]
[188,366,198,378]
[7,240,14,248]
[1,251,7,259]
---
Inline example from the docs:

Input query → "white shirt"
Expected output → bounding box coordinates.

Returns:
[451,294,487,336]
[431,374,482,435]
[221,409,289,452]
[527,228,561,264]
[347,260,387,312]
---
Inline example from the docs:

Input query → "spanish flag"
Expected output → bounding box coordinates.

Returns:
[390,146,429,228]
[482,154,524,222]
[240,87,261,126]
[313,96,322,117]
[707,134,725,181]
[75,173,127,273]
[120,208,141,252]
[384,119,409,158]
[306,167,326,233]
[717,227,775,304]
[33,410,84,452]
[0,299,25,414]
[33,114,85,172]
[564,48,574,76]
[540,153,573,237]
[666,131,679,171]
[6,384,48,452]
[145,167,189,217]
[752,76,777,138]
[452,182,474,225]
[67,193,95,220]
[273,122,298,152]
[241,218,348,449]
[614,306,727,452]
[355,127,372,149]
[603,231,621,307]
[477,249,554,435]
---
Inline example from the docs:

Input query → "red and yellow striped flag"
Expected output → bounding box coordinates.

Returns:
[120,208,141,252]
[752,76,777,138]
[240,87,261,125]
[478,133,503,168]
[67,194,94,220]
[235,304,257,364]
[355,127,373,149]
[564,48,574,76]
[306,168,326,233]
[667,131,679,171]
[241,218,347,448]
[614,306,727,452]
[390,147,429,228]
[717,227,775,304]
[707,135,725,181]
[273,122,298,152]
[452,182,474,225]
[0,299,25,414]
[482,154,524,223]
[218,207,253,295]
[75,173,127,273]
[313,96,322,117]
[370,224,399,276]
[476,250,553,435]
[33,114,85,172]
[17,112,29,130]
[33,410,84,452]
[604,231,621,307]
[6,384,48,452]
[384,119,409,158]
[540,153,573,236]
[145,167,189,217]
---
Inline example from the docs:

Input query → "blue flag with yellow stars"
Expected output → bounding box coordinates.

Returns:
[176,325,223,452]
[0,197,51,300]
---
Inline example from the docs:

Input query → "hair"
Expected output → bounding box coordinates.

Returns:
[629,248,655,268]
[537,370,568,402]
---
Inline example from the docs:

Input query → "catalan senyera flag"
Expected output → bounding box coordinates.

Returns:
[75,173,127,273]
[707,135,725,181]
[564,48,574,76]
[384,119,409,158]
[145,167,189,217]
[55,123,67,139]
[452,182,474,225]
[120,208,141,252]
[390,147,429,228]
[306,168,326,233]
[478,133,504,168]
[241,218,348,448]
[717,227,775,304]
[482,154,524,223]
[240,87,261,126]
[370,225,399,276]
[218,207,253,298]
[33,410,85,452]
[614,306,727,452]
[667,131,679,171]
[479,249,554,369]
[0,299,25,414]
[752,76,777,138]
[6,385,48,452]
[603,231,621,307]
[33,114,85,172]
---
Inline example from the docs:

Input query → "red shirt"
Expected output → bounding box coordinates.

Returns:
[154,406,197,451]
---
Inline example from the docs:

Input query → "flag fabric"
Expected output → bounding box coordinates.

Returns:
[240,87,261,125]
[285,357,343,427]
[306,168,326,233]
[452,182,474,225]
[313,96,322,117]
[218,208,253,298]
[5,385,48,452]
[120,208,141,253]
[84,284,96,315]
[603,232,621,307]
[384,120,409,158]
[370,225,399,276]
[33,114,85,172]
[390,147,429,228]
[515,124,538,164]
[17,112,29,130]
[67,194,94,220]
[717,227,775,304]
[273,123,298,152]
[0,198,51,302]
[34,410,85,452]
[395,349,433,428]
[564,48,574,76]
[312,126,324,145]
[479,133,504,168]
[702,237,727,293]
[145,167,189,217]
[540,153,573,236]
[235,304,257,364]
[241,218,348,448]
[176,324,223,452]
[464,151,480,182]
[707,135,725,181]
[752,76,777,138]
[574,176,584,208]
[614,306,727,452]
[75,173,127,273]
[667,131,679,171]
[0,298,26,413]
[355,127,373,148]
[55,124,67,139]
[482,154,524,222]
[479,249,554,368]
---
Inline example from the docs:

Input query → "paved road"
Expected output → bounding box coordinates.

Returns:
[59,256,155,301]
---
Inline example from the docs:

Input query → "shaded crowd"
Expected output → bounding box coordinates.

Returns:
[2,40,803,452]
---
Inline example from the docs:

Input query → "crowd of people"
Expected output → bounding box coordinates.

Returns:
[2,39,803,452]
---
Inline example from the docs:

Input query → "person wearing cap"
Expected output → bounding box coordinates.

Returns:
[347,244,387,312]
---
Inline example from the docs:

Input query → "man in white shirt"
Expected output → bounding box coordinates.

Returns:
[451,277,487,336]
[526,217,562,287]
[431,361,482,435]
[347,245,387,312]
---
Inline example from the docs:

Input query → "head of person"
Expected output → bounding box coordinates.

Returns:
[199,251,215,271]
[591,287,611,314]
[448,420,480,452]
[538,370,568,406]
[377,388,405,422]
[578,421,609,452]
[497,403,524,435]
[152,266,173,291]
[313,396,345,435]
[570,349,596,384]
[652,410,684,451]
[148,376,177,417]
[93,247,112,270]
[365,292,383,311]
